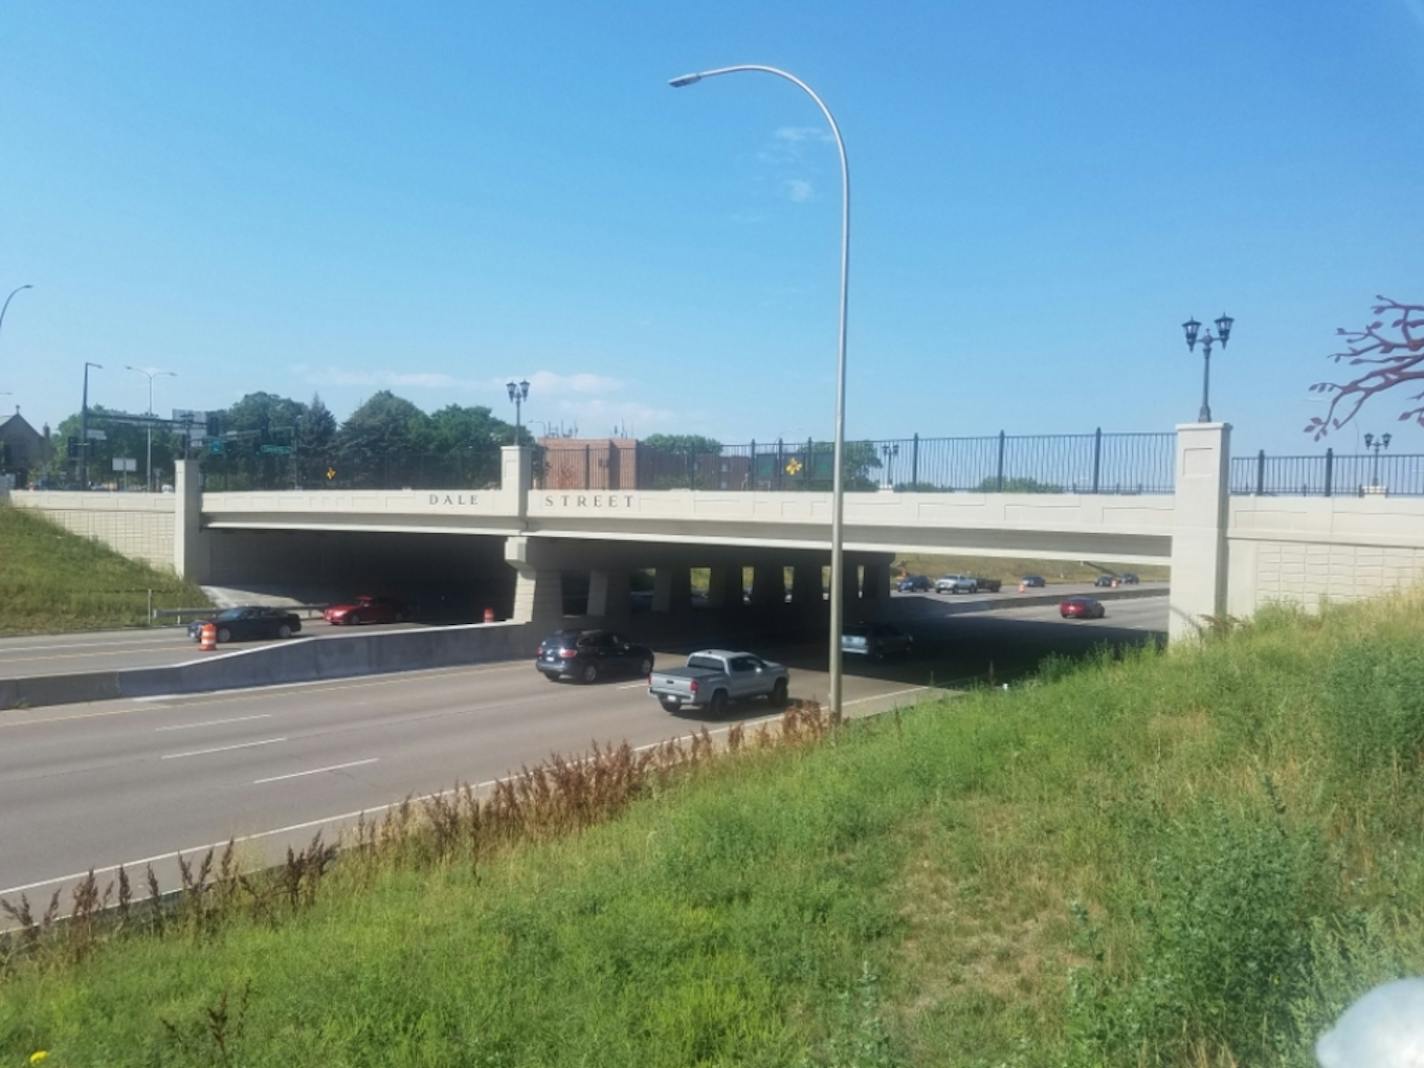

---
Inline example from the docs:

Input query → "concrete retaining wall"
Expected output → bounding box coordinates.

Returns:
[9,491,176,572]
[0,621,536,711]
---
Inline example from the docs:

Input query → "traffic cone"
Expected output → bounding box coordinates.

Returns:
[199,622,217,652]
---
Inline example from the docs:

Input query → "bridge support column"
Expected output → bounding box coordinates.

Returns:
[707,565,742,609]
[861,561,891,610]
[750,563,786,607]
[505,536,563,626]
[792,564,822,613]
[173,459,210,582]
[652,565,691,614]
[588,568,631,620]
[1169,422,1231,642]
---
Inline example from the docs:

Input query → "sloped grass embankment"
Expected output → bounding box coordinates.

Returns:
[3,595,1424,1065]
[0,506,209,635]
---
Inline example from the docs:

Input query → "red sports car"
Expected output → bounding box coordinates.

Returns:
[1059,596,1106,620]
[324,595,408,626]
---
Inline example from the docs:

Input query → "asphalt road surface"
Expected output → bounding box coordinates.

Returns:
[0,582,1164,679]
[0,596,1165,913]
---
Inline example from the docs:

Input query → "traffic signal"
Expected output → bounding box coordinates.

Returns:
[66,436,79,459]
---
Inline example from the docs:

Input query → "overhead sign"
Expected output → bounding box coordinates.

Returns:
[111,457,137,473]
[172,408,210,443]
[85,429,107,441]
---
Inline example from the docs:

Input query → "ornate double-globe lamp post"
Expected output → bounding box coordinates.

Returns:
[506,379,530,443]
[1181,313,1234,422]
[1364,432,1391,488]
[669,65,852,720]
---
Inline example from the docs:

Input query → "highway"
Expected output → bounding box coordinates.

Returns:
[0,582,1165,679]
[0,596,1165,911]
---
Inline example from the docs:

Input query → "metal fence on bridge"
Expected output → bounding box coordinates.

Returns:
[536,431,1177,495]
[1230,450,1424,498]
[201,446,505,492]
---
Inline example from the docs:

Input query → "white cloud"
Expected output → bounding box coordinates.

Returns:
[783,179,814,203]
[774,125,833,144]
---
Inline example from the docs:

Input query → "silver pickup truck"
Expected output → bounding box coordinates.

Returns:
[648,650,790,715]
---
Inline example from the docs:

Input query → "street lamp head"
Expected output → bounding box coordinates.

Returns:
[519,379,530,401]
[86,361,103,370]
[668,72,703,88]
[1214,313,1234,347]
[1182,316,1201,350]
[1365,433,1374,449]
[506,381,517,402]
[1383,432,1392,449]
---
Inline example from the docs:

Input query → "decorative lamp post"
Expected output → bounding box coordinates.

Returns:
[507,379,530,443]
[1364,432,1391,488]
[1181,312,1234,422]
[880,442,899,488]
[124,365,177,491]
[670,64,852,720]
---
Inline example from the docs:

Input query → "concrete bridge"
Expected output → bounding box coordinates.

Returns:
[10,423,1424,641]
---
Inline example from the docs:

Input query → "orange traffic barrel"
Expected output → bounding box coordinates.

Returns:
[482,607,495,623]
[199,622,217,651]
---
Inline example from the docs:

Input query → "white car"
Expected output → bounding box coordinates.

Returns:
[935,574,978,594]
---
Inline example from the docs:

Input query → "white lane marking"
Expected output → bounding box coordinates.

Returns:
[253,758,379,785]
[843,686,930,707]
[0,634,187,656]
[130,660,528,704]
[1,686,944,899]
[160,737,287,761]
[154,713,272,733]
[0,705,147,730]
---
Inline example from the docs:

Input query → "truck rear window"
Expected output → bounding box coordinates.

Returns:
[687,655,725,671]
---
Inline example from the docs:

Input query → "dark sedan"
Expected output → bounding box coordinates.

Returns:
[1093,575,1116,588]
[1021,575,1047,588]
[896,575,932,592]
[536,629,655,684]
[1060,596,1107,620]
[842,622,915,660]
[971,576,1003,593]
[188,606,303,643]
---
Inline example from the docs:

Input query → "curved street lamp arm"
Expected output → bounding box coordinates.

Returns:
[0,284,34,341]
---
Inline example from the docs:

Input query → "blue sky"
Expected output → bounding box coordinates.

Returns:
[2,1,1422,454]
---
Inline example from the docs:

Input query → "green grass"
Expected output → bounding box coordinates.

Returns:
[5,595,1424,1066]
[0,506,210,635]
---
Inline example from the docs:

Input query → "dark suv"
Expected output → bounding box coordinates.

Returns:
[896,575,932,592]
[841,622,915,660]
[536,629,655,684]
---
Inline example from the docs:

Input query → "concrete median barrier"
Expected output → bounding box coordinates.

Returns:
[0,621,538,711]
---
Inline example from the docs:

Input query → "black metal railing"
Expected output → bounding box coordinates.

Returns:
[201,446,505,492]
[535,430,1176,495]
[1230,450,1424,498]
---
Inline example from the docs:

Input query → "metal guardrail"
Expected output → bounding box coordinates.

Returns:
[151,604,331,623]
[1230,450,1424,498]
[536,431,1177,495]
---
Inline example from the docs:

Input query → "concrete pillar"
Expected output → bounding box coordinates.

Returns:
[750,563,786,607]
[653,565,691,614]
[861,561,890,604]
[501,445,531,518]
[1169,422,1231,642]
[173,458,209,582]
[792,564,823,611]
[588,568,631,619]
[707,564,742,609]
[505,536,563,626]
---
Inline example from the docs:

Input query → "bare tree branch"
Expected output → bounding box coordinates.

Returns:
[1305,296,1424,441]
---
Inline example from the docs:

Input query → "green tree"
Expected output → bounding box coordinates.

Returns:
[296,393,338,486]
[223,392,306,437]
[46,406,176,488]
[419,404,518,487]
[642,434,722,456]
[335,391,431,487]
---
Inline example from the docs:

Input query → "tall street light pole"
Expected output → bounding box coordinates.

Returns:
[125,365,177,492]
[0,285,34,351]
[507,379,530,443]
[669,64,851,720]
[80,361,102,487]
[1181,313,1234,422]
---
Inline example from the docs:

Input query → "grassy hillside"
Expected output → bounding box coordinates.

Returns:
[892,552,1170,584]
[4,595,1423,1065]
[0,506,210,635]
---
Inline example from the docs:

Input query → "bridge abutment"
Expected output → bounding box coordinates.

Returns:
[1168,422,1230,642]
